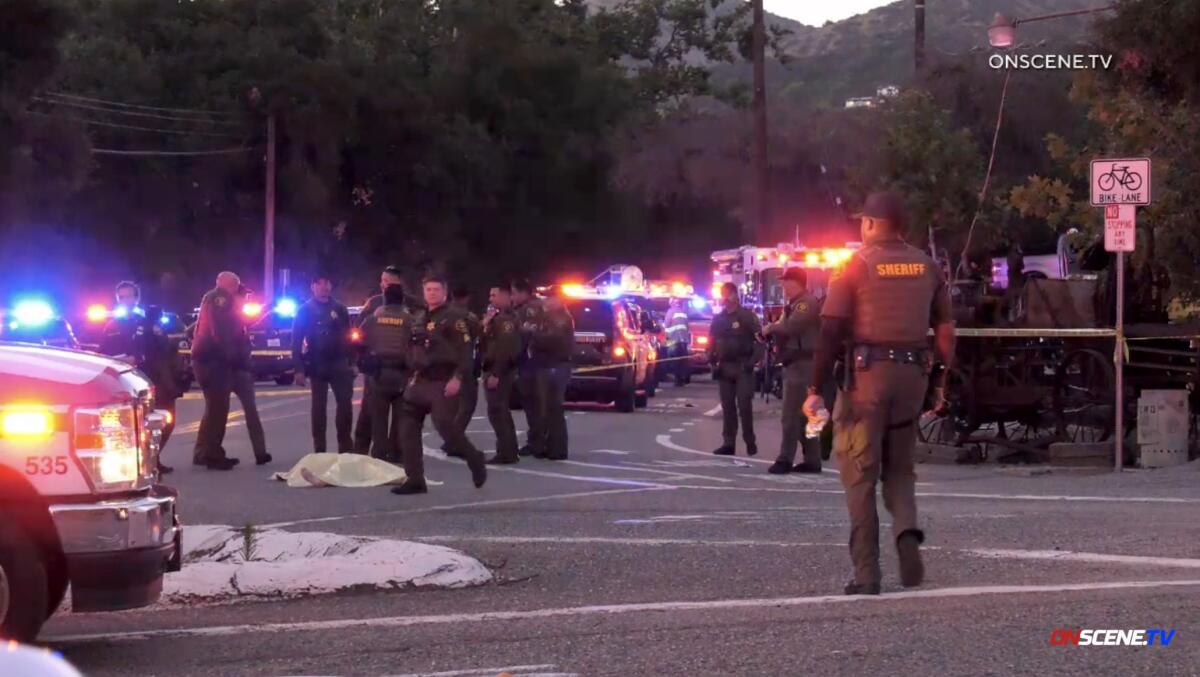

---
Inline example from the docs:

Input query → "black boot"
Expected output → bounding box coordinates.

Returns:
[256,453,273,466]
[767,460,791,474]
[205,458,238,471]
[897,530,925,588]
[792,463,822,474]
[157,463,174,475]
[745,443,758,457]
[391,482,428,495]
[712,445,735,456]
[487,455,519,465]
[467,454,488,488]
[843,581,881,595]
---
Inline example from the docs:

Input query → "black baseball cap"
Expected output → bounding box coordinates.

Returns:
[853,191,908,230]
[780,267,808,284]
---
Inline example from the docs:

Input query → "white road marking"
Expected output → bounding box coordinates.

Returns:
[669,428,685,432]
[669,484,1200,504]
[381,664,560,677]
[264,486,671,529]
[962,548,1200,569]
[417,535,841,548]
[48,579,1200,643]
[589,449,631,456]
[656,434,773,467]
[558,460,731,483]
[424,446,668,489]
[681,422,695,427]
[703,405,722,417]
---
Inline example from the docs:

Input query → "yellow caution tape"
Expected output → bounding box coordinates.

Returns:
[179,349,292,358]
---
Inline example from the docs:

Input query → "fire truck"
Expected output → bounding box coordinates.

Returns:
[710,243,859,321]
[709,242,859,394]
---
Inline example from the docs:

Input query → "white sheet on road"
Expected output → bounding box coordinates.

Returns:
[158,525,491,604]
[271,452,428,488]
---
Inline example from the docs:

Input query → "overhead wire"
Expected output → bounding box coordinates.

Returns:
[90,147,256,156]
[24,110,246,138]
[42,90,241,117]
[30,95,244,126]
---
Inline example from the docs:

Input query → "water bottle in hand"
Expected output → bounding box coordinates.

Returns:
[805,406,829,439]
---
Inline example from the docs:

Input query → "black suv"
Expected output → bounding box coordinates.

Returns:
[559,293,654,412]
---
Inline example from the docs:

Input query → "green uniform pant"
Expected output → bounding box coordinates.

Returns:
[517,366,542,455]
[454,373,480,435]
[485,372,519,462]
[717,363,756,447]
[368,368,407,463]
[778,362,821,467]
[833,361,927,586]
[400,377,484,485]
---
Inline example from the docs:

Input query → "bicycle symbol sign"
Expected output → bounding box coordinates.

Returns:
[1091,157,1151,206]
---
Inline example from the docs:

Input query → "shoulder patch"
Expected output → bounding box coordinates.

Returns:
[797,303,809,313]
[455,319,467,333]
[214,296,226,307]
[502,321,514,333]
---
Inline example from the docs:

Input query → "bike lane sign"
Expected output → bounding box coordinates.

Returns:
[1091,157,1151,206]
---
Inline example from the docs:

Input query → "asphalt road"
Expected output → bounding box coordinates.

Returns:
[42,376,1200,676]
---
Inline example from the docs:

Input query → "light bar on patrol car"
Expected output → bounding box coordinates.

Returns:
[11,299,55,327]
[1,407,54,437]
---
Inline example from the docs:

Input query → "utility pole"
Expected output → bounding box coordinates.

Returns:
[914,0,926,74]
[751,0,769,244]
[263,112,277,302]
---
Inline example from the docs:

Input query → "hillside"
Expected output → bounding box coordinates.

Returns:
[587,0,1105,104]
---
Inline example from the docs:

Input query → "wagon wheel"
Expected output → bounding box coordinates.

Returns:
[918,367,975,446]
[1053,349,1115,443]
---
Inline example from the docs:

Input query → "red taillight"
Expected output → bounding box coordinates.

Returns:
[695,335,710,346]
[243,302,263,317]
[86,304,109,323]
[350,329,363,342]
[613,344,628,358]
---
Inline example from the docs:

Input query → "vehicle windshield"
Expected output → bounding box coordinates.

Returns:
[4,319,75,346]
[563,299,614,334]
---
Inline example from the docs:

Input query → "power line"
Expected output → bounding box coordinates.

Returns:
[24,110,246,138]
[31,96,244,126]
[44,90,241,118]
[91,146,256,157]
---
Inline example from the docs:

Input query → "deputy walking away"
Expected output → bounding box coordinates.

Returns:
[293,275,356,454]
[530,293,574,460]
[761,268,821,475]
[807,191,956,595]
[353,265,406,453]
[448,286,483,454]
[708,282,762,457]
[189,271,245,470]
[511,278,545,457]
[482,283,522,464]
[359,283,413,463]
[98,281,178,474]
[393,276,487,495]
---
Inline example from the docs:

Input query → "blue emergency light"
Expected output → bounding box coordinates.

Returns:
[274,298,299,318]
[690,296,708,311]
[11,299,55,327]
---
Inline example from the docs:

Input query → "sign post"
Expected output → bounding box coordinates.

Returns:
[1092,159,1150,472]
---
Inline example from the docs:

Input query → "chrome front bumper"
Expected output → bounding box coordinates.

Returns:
[49,493,179,556]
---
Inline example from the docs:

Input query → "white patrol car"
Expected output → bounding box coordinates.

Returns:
[0,342,181,641]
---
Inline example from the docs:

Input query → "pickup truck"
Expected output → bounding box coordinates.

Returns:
[0,342,181,641]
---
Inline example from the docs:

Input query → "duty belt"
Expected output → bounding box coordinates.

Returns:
[853,345,930,369]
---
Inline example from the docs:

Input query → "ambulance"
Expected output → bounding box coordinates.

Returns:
[0,342,181,641]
